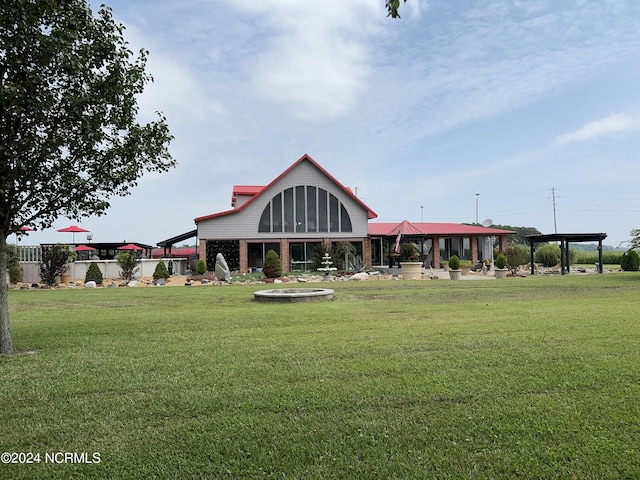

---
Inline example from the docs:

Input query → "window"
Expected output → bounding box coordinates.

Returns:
[259,185,352,233]
[307,186,316,232]
[295,186,305,232]
[272,193,282,232]
[283,188,294,232]
[318,189,328,232]
[329,194,339,232]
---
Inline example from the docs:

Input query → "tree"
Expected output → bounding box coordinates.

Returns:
[332,241,357,270]
[116,251,140,283]
[195,259,206,275]
[263,250,282,278]
[620,249,640,272]
[84,262,104,285]
[0,0,175,354]
[629,229,640,250]
[39,243,74,286]
[153,260,170,281]
[385,0,407,18]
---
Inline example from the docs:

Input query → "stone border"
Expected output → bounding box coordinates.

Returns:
[254,288,334,302]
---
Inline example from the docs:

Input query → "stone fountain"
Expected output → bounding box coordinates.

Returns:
[317,252,337,281]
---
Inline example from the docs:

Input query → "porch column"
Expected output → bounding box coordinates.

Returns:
[239,239,248,274]
[363,238,372,269]
[499,235,508,253]
[198,239,206,264]
[432,236,441,268]
[280,239,289,273]
[470,236,479,265]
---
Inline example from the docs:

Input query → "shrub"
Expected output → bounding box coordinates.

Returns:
[534,243,561,267]
[196,259,207,275]
[620,249,640,271]
[39,244,74,286]
[8,263,22,284]
[153,260,170,281]
[459,259,472,269]
[332,241,357,270]
[506,244,529,270]
[263,249,282,278]
[116,251,140,283]
[312,244,331,271]
[574,251,623,265]
[448,255,460,270]
[399,242,418,259]
[495,254,507,269]
[85,262,103,284]
[7,244,22,284]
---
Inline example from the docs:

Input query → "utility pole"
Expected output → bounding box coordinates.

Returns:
[551,187,558,233]
[421,205,424,222]
[475,193,480,224]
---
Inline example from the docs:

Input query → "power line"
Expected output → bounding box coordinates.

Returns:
[551,186,558,233]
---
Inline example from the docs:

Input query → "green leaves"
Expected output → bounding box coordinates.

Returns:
[0,0,175,235]
[385,0,406,18]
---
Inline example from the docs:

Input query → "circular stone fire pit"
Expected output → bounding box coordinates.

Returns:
[254,288,334,303]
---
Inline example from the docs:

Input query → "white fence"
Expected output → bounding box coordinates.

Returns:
[19,258,188,284]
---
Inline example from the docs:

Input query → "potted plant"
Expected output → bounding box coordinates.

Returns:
[448,255,462,280]
[399,242,422,279]
[459,259,472,275]
[494,254,508,279]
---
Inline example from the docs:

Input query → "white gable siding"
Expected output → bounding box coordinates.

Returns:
[197,159,370,240]
[234,194,254,209]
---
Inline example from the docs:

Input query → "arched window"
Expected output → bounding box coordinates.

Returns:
[258,186,352,233]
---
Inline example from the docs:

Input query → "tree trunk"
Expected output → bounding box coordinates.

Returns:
[0,234,15,355]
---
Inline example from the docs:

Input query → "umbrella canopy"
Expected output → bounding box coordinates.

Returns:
[57,225,90,244]
[117,243,144,251]
[9,225,33,233]
[10,226,33,244]
[74,245,96,251]
[57,225,90,233]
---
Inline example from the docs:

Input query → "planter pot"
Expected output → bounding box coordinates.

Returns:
[449,269,462,280]
[494,268,508,279]
[400,262,422,280]
[60,273,71,285]
[442,261,450,271]
[461,267,471,275]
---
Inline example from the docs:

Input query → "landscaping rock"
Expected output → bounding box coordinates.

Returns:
[215,253,231,283]
[85,281,97,288]
[349,272,369,281]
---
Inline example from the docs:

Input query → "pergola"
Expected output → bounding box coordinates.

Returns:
[157,229,197,257]
[526,233,608,275]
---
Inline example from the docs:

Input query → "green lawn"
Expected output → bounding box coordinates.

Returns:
[1,274,639,479]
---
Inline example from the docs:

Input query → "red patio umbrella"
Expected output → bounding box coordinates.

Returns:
[10,225,33,244]
[74,244,96,260]
[57,225,90,244]
[74,245,96,251]
[117,243,144,251]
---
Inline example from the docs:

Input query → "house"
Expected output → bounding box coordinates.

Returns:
[195,154,377,273]
[194,154,513,273]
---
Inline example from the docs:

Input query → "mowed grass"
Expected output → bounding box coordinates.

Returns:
[1,274,639,479]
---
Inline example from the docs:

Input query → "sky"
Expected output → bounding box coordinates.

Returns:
[20,0,640,248]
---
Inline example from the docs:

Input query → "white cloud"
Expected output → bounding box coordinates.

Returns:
[554,111,640,145]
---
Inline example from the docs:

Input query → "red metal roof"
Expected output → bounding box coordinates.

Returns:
[231,185,264,207]
[368,221,515,236]
[233,185,263,195]
[195,154,378,222]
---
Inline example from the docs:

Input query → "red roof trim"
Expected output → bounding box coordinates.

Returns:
[195,154,378,222]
